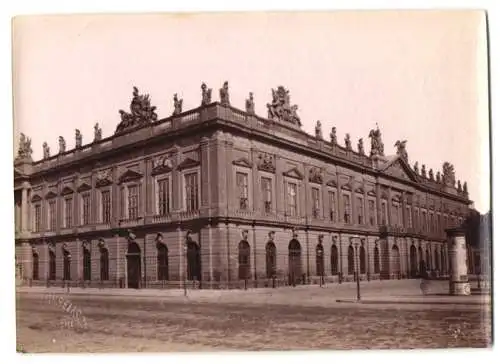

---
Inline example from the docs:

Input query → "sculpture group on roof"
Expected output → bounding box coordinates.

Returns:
[368,124,384,157]
[394,140,408,163]
[266,86,301,127]
[116,86,158,134]
[442,162,456,186]
[16,133,33,160]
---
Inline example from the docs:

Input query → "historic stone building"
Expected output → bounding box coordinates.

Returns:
[14,82,472,289]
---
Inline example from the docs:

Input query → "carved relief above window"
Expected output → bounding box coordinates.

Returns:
[308,167,323,185]
[95,169,113,187]
[257,153,276,173]
[151,155,173,176]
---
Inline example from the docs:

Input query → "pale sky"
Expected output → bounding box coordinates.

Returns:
[12,11,490,212]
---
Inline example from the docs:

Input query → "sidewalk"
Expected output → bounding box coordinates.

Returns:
[16,280,491,307]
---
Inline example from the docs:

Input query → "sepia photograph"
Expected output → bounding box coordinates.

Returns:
[11,9,492,354]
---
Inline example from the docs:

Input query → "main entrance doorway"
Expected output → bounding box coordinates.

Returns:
[127,242,141,289]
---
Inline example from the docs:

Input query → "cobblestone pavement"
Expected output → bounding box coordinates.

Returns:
[16,288,491,352]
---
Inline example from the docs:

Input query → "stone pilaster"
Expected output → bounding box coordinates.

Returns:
[200,136,210,215]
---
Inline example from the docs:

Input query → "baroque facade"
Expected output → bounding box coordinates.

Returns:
[14,83,472,289]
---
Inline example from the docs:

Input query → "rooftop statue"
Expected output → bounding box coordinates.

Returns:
[457,180,462,192]
[266,86,301,127]
[413,161,419,174]
[42,142,50,159]
[16,133,33,160]
[219,81,230,106]
[394,140,408,163]
[421,164,426,178]
[463,181,468,194]
[428,168,434,181]
[315,120,323,140]
[245,92,255,114]
[75,129,82,149]
[345,133,352,151]
[115,86,158,134]
[58,136,66,154]
[369,124,384,157]
[173,93,183,115]
[357,138,365,155]
[330,127,337,145]
[201,83,212,105]
[442,162,456,186]
[436,171,441,183]
[94,123,102,142]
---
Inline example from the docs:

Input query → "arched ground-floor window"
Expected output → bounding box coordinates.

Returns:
[359,246,366,274]
[410,245,418,276]
[288,239,302,282]
[157,243,168,281]
[32,252,39,280]
[187,241,201,281]
[316,243,324,276]
[434,248,440,272]
[63,249,71,281]
[238,241,251,280]
[391,245,401,275]
[83,246,91,281]
[49,250,56,280]
[331,244,339,274]
[426,249,431,270]
[100,247,109,281]
[373,246,380,274]
[347,245,354,274]
[126,242,141,289]
[266,242,276,278]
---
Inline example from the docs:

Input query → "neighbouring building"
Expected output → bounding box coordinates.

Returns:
[14,82,473,289]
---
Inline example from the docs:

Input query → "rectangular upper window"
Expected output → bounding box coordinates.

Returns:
[81,192,91,225]
[328,191,337,222]
[311,187,320,218]
[236,172,249,210]
[261,177,272,213]
[185,172,199,212]
[34,204,41,232]
[157,177,170,216]
[48,199,56,231]
[64,197,73,228]
[287,182,298,217]
[101,190,111,223]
